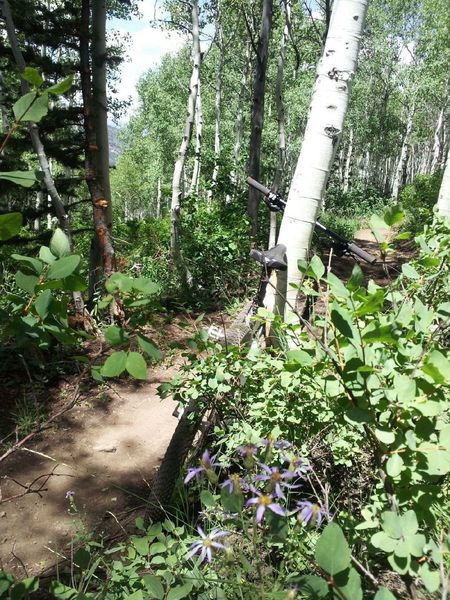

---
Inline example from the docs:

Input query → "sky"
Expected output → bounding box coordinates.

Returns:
[107,1,187,116]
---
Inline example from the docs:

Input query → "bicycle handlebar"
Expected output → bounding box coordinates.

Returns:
[246,176,377,265]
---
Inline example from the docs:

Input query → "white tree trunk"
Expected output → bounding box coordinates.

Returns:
[170,0,201,258]
[189,80,202,195]
[392,105,415,201]
[270,0,369,320]
[209,19,224,199]
[343,127,353,192]
[231,40,251,186]
[431,108,444,173]
[436,147,450,218]
[156,178,162,218]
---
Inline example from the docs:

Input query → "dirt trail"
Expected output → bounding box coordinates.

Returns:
[0,363,179,576]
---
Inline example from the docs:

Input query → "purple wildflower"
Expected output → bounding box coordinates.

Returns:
[296,500,326,526]
[254,464,299,499]
[245,489,286,523]
[236,444,257,459]
[221,473,246,494]
[65,490,75,499]
[186,526,229,563]
[285,455,311,477]
[184,450,220,484]
[274,440,292,450]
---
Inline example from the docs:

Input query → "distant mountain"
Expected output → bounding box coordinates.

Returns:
[108,124,123,167]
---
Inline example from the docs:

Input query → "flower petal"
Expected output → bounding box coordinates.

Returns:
[269,503,287,517]
[256,504,266,523]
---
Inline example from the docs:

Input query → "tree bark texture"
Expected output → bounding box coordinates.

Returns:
[189,80,202,195]
[92,0,112,227]
[392,105,415,201]
[272,0,369,320]
[80,0,115,279]
[170,0,201,258]
[232,39,251,186]
[210,17,224,198]
[273,0,290,194]
[247,0,273,239]
[437,147,450,218]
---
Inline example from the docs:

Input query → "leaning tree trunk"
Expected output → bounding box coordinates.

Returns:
[436,147,450,218]
[392,105,415,201]
[1,0,84,313]
[269,0,369,321]
[170,0,201,262]
[80,0,115,282]
[247,0,273,239]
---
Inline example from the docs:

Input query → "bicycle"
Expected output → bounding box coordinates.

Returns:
[145,177,377,523]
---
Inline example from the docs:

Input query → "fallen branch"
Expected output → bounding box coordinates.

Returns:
[0,466,75,504]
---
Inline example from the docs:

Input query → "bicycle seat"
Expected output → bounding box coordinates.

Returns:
[249,244,287,271]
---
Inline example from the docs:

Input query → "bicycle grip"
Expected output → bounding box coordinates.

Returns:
[347,243,377,264]
[247,176,270,196]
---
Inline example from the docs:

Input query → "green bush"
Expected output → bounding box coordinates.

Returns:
[325,179,389,218]
[400,171,443,232]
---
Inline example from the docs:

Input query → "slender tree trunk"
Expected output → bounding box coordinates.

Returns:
[431,108,444,173]
[156,177,162,218]
[92,0,112,226]
[189,80,202,195]
[436,147,450,218]
[269,0,369,321]
[0,63,9,132]
[209,18,224,199]
[170,0,201,262]
[232,40,251,186]
[392,105,415,201]
[80,0,115,281]
[273,0,290,194]
[343,127,353,192]
[247,0,273,238]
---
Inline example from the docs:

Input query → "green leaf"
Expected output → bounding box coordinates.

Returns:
[200,489,216,507]
[309,255,325,279]
[15,271,38,294]
[0,572,15,597]
[0,212,22,240]
[126,352,147,380]
[375,428,395,445]
[401,264,420,280]
[142,575,164,599]
[0,170,37,188]
[50,228,71,257]
[419,563,440,593]
[370,214,387,242]
[422,350,450,384]
[149,542,166,554]
[386,454,403,477]
[285,349,313,366]
[47,74,73,95]
[384,204,404,226]
[220,487,244,513]
[101,351,127,377]
[132,277,160,295]
[381,512,403,538]
[327,272,349,298]
[333,567,362,600]
[21,67,44,87]
[105,272,133,293]
[296,575,328,598]
[374,588,397,600]
[11,254,43,275]
[11,577,39,600]
[13,91,48,122]
[371,531,397,552]
[73,547,90,570]
[331,302,355,339]
[167,582,193,600]
[124,591,143,600]
[137,333,162,361]
[104,325,129,346]
[399,511,419,536]
[34,289,52,320]
[47,255,80,280]
[315,523,351,575]
[133,536,149,555]
[347,263,364,290]
[39,246,57,264]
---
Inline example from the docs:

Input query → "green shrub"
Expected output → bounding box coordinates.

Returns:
[400,171,443,232]
[325,179,389,218]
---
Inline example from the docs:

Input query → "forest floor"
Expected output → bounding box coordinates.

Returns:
[0,229,416,578]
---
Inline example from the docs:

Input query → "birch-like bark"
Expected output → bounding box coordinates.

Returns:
[170,0,201,258]
[209,18,224,198]
[431,108,444,173]
[436,147,450,218]
[270,0,369,320]
[343,127,353,192]
[392,105,415,201]
[232,40,251,186]
[247,0,273,238]
[189,80,202,195]
[0,69,8,132]
[156,178,162,218]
